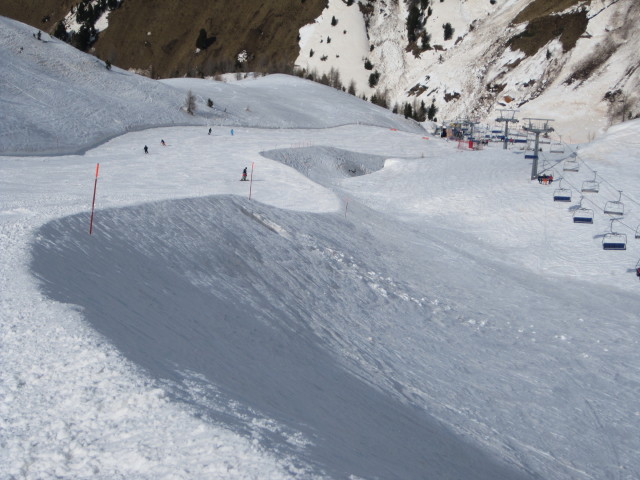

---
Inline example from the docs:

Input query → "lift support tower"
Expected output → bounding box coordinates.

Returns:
[522,118,554,180]
[495,109,519,150]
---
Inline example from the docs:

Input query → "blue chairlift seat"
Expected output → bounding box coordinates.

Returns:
[573,208,594,224]
[603,233,627,250]
[553,189,572,202]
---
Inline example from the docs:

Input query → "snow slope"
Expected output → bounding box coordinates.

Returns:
[3,14,640,480]
[0,16,421,156]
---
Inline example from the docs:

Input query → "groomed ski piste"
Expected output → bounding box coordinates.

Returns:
[2,15,640,480]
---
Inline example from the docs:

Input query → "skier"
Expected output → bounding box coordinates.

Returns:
[241,167,248,181]
[144,145,148,154]
[636,267,640,279]
[161,139,166,146]
[208,128,212,135]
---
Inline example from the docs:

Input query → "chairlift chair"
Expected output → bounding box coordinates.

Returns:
[635,225,640,239]
[563,159,579,172]
[573,196,593,223]
[573,208,594,224]
[603,190,624,217]
[602,219,627,250]
[581,171,599,193]
[550,142,565,154]
[553,179,572,202]
[603,233,627,250]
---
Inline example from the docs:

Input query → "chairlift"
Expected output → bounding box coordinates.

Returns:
[603,190,624,216]
[553,179,572,202]
[573,196,593,223]
[550,141,565,153]
[563,152,580,171]
[635,225,640,239]
[602,219,627,250]
[573,208,594,224]
[581,171,599,193]
[563,159,579,172]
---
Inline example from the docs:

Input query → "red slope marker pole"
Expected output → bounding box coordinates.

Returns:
[89,163,99,235]
[249,162,255,200]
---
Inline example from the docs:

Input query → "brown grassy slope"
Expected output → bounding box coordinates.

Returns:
[0,0,327,78]
[512,0,589,24]
[0,0,76,30]
[508,9,589,56]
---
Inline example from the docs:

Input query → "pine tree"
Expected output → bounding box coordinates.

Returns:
[403,102,413,119]
[368,71,380,88]
[53,21,67,41]
[443,23,454,41]
[406,5,421,43]
[185,90,196,115]
[427,101,438,121]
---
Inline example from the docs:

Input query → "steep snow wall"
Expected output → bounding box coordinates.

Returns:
[30,195,532,480]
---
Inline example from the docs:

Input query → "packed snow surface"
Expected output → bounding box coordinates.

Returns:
[2,14,640,480]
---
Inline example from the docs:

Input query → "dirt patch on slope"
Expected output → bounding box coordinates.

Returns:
[511,0,589,24]
[508,8,589,56]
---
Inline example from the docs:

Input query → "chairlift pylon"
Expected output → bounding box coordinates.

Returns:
[581,171,599,193]
[602,219,627,250]
[603,190,624,217]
